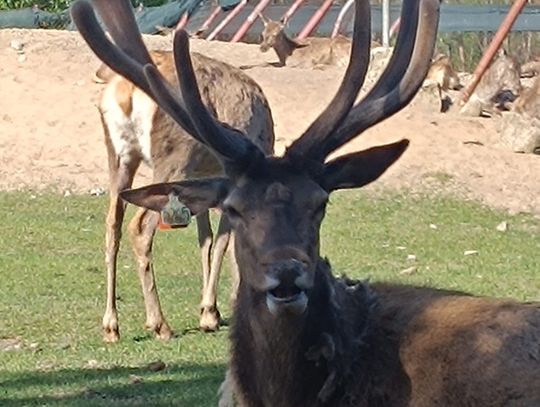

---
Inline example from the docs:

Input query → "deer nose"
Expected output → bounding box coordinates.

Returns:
[265,259,311,316]
[268,259,306,292]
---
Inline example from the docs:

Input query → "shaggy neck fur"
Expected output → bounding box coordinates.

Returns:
[230,259,410,407]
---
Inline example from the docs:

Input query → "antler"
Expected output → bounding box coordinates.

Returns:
[71,0,264,165]
[286,0,371,161]
[287,0,440,162]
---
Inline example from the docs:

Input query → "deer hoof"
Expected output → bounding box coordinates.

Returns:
[103,326,120,343]
[148,321,173,340]
[200,306,221,332]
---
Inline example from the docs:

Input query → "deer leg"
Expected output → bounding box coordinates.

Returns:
[128,207,172,340]
[228,231,240,306]
[196,210,213,301]
[200,214,231,331]
[103,156,139,343]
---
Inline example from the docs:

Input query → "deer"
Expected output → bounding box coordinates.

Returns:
[88,29,274,342]
[425,54,461,92]
[460,48,522,117]
[73,0,540,405]
[512,74,540,120]
[256,13,353,68]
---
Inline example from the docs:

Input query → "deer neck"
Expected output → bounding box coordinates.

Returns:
[273,31,302,66]
[230,259,385,406]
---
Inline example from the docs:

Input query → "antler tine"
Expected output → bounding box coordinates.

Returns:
[362,0,420,100]
[168,31,264,163]
[73,0,260,163]
[88,0,153,68]
[323,0,440,157]
[286,0,371,160]
[71,0,200,141]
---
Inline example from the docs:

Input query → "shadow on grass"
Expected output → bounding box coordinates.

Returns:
[1,362,225,406]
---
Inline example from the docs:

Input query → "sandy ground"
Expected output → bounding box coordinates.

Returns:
[1,28,539,216]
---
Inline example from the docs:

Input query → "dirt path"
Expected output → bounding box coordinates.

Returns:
[1,28,539,216]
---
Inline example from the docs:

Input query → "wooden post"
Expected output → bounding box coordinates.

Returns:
[231,0,272,42]
[331,0,354,38]
[296,0,334,41]
[206,0,248,41]
[194,5,222,36]
[382,0,390,47]
[281,0,307,23]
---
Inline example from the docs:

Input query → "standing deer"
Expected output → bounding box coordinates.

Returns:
[92,36,274,342]
[74,0,540,406]
[257,13,352,68]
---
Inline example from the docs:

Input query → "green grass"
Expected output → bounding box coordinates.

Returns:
[0,190,539,406]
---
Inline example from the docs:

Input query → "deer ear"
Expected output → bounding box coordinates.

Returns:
[120,177,231,216]
[257,11,269,26]
[321,140,409,191]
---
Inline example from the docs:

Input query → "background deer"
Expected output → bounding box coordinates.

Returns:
[460,48,521,116]
[257,13,352,68]
[74,0,540,405]
[93,39,274,342]
[425,54,461,91]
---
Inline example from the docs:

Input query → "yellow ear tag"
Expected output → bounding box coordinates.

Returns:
[159,194,192,230]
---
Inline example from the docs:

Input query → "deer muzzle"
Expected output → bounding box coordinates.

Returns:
[265,259,312,316]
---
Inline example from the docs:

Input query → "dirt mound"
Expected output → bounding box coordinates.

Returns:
[1,28,539,216]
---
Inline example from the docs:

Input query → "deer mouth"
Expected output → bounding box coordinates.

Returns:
[266,286,308,316]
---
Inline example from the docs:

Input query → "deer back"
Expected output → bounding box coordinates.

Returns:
[99,50,274,180]
[475,49,521,102]
[286,36,352,68]
[374,283,540,406]
[512,75,540,119]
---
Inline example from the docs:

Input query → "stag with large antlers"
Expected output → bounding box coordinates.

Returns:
[83,10,274,342]
[73,0,540,405]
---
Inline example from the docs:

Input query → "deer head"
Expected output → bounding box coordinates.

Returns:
[258,12,287,53]
[72,0,439,317]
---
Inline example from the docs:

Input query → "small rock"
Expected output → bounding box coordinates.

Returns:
[0,337,22,352]
[29,342,42,353]
[496,221,508,232]
[147,360,166,372]
[129,374,144,384]
[429,224,438,230]
[17,54,26,63]
[89,187,105,196]
[86,359,99,368]
[407,254,417,261]
[464,250,479,256]
[10,39,24,52]
[400,266,417,276]
[63,190,72,197]
[396,246,406,250]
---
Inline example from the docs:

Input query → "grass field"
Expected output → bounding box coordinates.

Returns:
[1,190,539,406]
